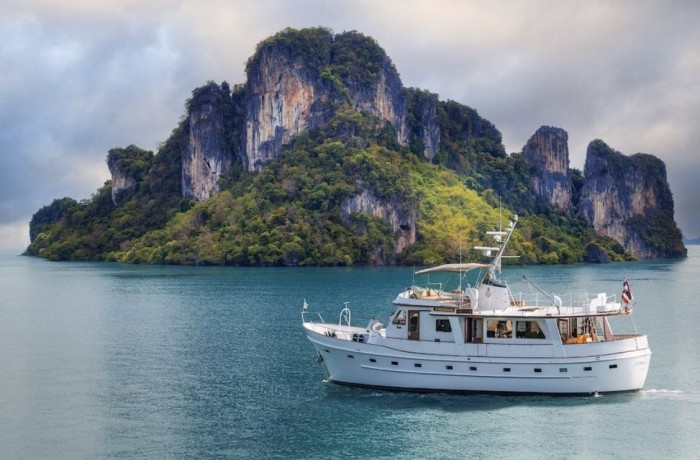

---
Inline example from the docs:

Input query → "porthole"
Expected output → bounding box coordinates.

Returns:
[609,364,618,369]
[446,365,453,370]
[414,363,422,368]
[391,361,398,366]
[469,366,477,371]
[347,354,354,359]
[534,368,542,373]
[584,366,592,371]
[560,368,568,373]
[503,368,511,372]
[369,358,376,363]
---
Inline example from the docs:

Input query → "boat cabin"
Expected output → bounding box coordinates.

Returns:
[384,306,615,346]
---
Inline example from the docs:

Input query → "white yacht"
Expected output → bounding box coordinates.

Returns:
[302,215,651,395]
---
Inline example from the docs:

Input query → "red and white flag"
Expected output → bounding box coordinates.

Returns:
[621,278,633,305]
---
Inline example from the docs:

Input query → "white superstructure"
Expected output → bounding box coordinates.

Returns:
[302,215,651,395]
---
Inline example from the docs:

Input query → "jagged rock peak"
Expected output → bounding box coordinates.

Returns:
[182,81,238,201]
[579,139,686,259]
[107,145,153,205]
[405,89,441,160]
[522,126,571,212]
[243,27,408,171]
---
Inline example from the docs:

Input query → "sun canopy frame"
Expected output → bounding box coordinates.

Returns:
[415,263,489,275]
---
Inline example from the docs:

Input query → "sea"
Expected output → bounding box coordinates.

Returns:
[1,248,699,460]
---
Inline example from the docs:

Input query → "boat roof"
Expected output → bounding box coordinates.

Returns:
[415,263,489,275]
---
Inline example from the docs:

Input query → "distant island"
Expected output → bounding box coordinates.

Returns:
[25,27,687,266]
[684,237,700,245]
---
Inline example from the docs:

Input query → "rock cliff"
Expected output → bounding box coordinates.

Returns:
[179,28,500,200]
[243,28,408,171]
[243,43,328,171]
[405,89,441,160]
[182,82,239,201]
[109,162,137,205]
[522,126,571,212]
[340,188,416,264]
[107,145,153,205]
[578,140,685,259]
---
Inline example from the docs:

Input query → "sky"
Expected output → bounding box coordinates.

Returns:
[2,0,699,252]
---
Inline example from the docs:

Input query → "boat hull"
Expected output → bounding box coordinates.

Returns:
[305,327,651,395]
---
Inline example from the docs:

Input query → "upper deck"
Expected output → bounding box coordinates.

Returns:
[394,285,631,319]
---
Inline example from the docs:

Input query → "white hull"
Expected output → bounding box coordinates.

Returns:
[305,326,651,395]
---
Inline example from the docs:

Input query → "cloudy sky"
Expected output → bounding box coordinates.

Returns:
[2,0,699,252]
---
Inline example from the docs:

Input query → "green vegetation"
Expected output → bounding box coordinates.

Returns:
[25,105,626,265]
[25,119,186,261]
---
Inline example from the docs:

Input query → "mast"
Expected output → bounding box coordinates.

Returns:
[476,214,518,284]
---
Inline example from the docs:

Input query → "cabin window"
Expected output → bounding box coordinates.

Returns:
[558,319,570,341]
[515,320,545,339]
[466,318,483,343]
[436,319,452,333]
[392,310,406,325]
[408,311,420,340]
[486,320,512,338]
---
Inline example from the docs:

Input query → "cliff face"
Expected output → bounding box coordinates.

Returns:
[243,30,408,171]
[182,82,238,201]
[107,145,153,205]
[109,164,137,205]
[344,57,408,146]
[405,89,441,160]
[340,189,416,264]
[523,126,571,212]
[244,45,329,171]
[579,140,686,259]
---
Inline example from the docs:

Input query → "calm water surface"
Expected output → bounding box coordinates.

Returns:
[1,248,699,459]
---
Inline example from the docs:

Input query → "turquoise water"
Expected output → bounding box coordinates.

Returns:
[1,249,698,459]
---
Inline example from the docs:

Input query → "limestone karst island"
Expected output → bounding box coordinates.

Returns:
[25,27,686,266]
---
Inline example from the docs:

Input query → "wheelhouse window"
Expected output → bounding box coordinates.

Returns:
[435,319,452,333]
[486,320,512,338]
[392,310,406,325]
[516,320,545,339]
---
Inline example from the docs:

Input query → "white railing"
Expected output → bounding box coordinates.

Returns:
[508,290,620,314]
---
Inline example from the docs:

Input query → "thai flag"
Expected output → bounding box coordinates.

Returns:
[621,278,633,304]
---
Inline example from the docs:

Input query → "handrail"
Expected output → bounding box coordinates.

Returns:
[339,304,351,327]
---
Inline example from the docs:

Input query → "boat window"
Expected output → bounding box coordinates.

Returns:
[486,320,512,338]
[392,310,406,325]
[408,311,420,340]
[515,320,545,339]
[466,318,483,343]
[435,319,452,333]
[558,319,569,341]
